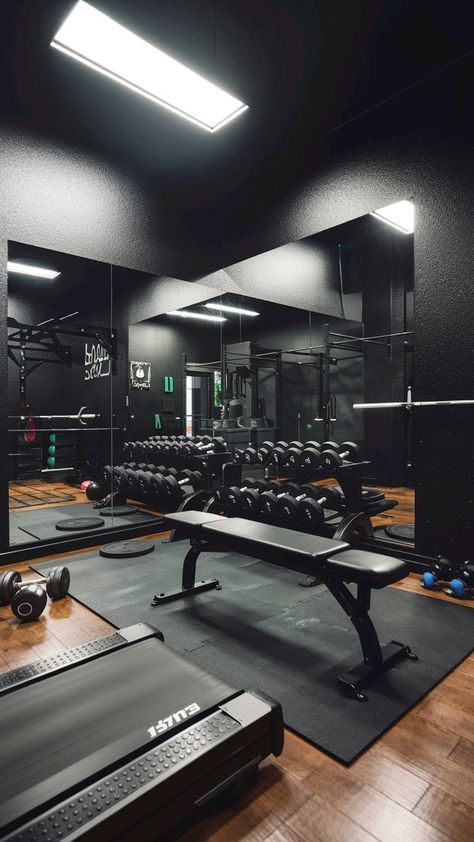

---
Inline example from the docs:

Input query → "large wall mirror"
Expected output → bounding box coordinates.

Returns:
[128,199,414,551]
[5,198,414,555]
[6,242,162,549]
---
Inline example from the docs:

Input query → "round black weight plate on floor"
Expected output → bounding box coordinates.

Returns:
[99,540,155,558]
[385,523,415,541]
[46,566,71,599]
[55,517,105,531]
[99,505,139,517]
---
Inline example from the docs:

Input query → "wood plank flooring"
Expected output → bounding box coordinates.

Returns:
[0,533,471,842]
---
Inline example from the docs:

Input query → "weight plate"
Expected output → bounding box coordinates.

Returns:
[299,447,320,468]
[0,570,21,605]
[47,566,71,599]
[99,505,139,517]
[99,540,155,558]
[11,584,47,621]
[55,517,105,531]
[385,524,415,541]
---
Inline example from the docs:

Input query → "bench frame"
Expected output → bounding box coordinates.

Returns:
[153,523,417,701]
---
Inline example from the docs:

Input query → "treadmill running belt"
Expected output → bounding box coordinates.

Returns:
[0,638,237,829]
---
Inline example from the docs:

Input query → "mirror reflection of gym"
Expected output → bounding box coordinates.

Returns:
[6,244,162,548]
[126,200,415,551]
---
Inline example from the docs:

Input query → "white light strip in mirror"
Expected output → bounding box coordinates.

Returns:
[7,262,60,279]
[167,311,226,323]
[205,303,259,316]
[51,1,248,132]
[371,200,414,234]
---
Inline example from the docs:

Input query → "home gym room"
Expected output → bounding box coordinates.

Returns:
[0,2,472,841]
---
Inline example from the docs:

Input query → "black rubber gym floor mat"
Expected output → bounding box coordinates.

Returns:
[11,502,159,540]
[32,543,473,764]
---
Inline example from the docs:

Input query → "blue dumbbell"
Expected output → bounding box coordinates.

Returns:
[421,555,456,590]
[445,561,474,599]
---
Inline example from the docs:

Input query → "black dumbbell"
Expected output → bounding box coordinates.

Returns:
[213,479,269,515]
[184,436,227,455]
[268,442,290,467]
[295,485,344,526]
[298,443,322,469]
[276,483,336,522]
[320,441,339,451]
[132,465,181,495]
[281,441,308,469]
[257,441,274,464]
[242,445,259,464]
[155,469,203,502]
[0,566,70,622]
[318,441,360,469]
[257,481,301,518]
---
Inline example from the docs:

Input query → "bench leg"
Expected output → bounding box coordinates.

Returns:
[151,541,220,606]
[324,578,417,701]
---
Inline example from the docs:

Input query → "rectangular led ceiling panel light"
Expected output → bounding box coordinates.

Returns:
[371,200,414,234]
[7,262,60,279]
[51,1,248,132]
[205,302,259,316]
[167,311,226,323]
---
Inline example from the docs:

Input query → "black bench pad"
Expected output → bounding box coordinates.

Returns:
[202,518,349,559]
[166,511,226,528]
[325,549,408,587]
[165,511,226,537]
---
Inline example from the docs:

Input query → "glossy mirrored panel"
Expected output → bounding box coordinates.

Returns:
[5,201,414,553]
[128,203,414,549]
[6,242,162,548]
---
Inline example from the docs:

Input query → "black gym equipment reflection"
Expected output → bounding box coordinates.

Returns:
[0,624,283,842]
[8,314,117,433]
[154,512,417,702]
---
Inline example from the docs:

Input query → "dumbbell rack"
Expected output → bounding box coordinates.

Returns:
[113,452,233,515]
[266,460,371,516]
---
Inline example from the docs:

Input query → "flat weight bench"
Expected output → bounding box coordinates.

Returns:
[153,512,417,701]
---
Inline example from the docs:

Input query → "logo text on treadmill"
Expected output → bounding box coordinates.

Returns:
[147,703,201,739]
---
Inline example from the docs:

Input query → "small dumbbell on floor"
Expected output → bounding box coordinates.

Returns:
[445,561,474,599]
[0,566,70,622]
[420,555,458,590]
[318,441,360,470]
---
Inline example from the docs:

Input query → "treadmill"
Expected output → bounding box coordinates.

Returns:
[0,623,283,841]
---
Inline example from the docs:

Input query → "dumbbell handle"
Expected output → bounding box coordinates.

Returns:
[293,491,329,506]
[196,441,223,452]
[13,575,50,591]
[338,449,352,460]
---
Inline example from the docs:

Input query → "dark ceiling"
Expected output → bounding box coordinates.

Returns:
[1,0,472,201]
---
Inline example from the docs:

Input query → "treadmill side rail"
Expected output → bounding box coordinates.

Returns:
[0,624,163,695]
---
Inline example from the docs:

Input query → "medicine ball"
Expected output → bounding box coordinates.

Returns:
[86,481,106,502]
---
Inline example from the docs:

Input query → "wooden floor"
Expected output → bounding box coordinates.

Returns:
[1,534,472,842]
[9,480,86,513]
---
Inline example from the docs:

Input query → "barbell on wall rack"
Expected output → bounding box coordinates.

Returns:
[353,399,474,409]
[8,406,101,425]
